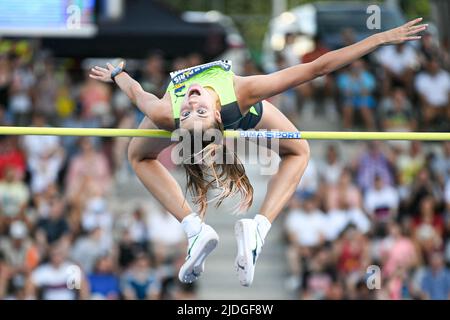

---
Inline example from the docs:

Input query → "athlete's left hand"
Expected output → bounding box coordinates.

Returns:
[89,61,124,83]
[381,17,428,45]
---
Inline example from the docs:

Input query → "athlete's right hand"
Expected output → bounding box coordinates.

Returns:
[89,61,124,83]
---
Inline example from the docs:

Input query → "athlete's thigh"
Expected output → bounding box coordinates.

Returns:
[254,100,307,156]
[129,116,174,160]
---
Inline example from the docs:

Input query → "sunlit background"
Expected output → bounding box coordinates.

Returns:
[0,0,449,300]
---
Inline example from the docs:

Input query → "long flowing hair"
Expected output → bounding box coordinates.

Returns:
[182,121,253,218]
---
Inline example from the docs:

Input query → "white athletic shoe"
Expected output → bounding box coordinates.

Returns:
[178,224,219,284]
[234,219,264,287]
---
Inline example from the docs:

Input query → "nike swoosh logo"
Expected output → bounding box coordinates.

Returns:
[237,262,245,270]
[187,234,200,257]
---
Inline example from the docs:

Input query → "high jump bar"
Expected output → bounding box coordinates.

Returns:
[0,126,449,140]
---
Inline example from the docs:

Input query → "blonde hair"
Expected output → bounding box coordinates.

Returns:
[182,122,253,218]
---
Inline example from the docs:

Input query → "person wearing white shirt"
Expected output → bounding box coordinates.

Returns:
[81,196,113,252]
[364,175,400,223]
[377,43,418,94]
[21,114,64,194]
[285,204,326,248]
[325,197,371,241]
[148,209,186,265]
[284,194,326,290]
[415,59,450,128]
[29,246,88,300]
[319,145,343,186]
[377,44,418,76]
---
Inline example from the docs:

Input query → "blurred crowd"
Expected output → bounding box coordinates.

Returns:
[284,141,450,299]
[0,25,449,300]
[0,41,202,300]
[269,30,450,132]
[273,29,450,300]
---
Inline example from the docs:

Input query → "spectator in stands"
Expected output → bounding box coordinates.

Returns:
[301,246,335,300]
[334,226,370,278]
[412,196,444,255]
[35,198,70,251]
[71,227,106,274]
[325,196,371,242]
[33,183,59,221]
[406,168,442,219]
[325,168,362,212]
[418,31,450,72]
[111,98,135,182]
[270,54,299,121]
[356,142,394,192]
[140,51,167,98]
[9,54,34,125]
[337,59,376,130]
[415,58,450,129]
[380,87,416,133]
[27,244,88,300]
[22,113,65,195]
[377,43,418,95]
[319,145,343,187]
[0,166,29,233]
[126,207,148,252]
[420,252,450,300]
[296,157,319,195]
[384,265,413,300]
[148,209,185,267]
[430,141,450,185]
[298,36,336,119]
[118,229,142,270]
[0,221,39,299]
[121,252,161,300]
[87,255,120,300]
[33,57,59,118]
[79,71,112,126]
[0,137,26,181]
[65,137,112,203]
[364,174,399,226]
[285,193,326,249]
[281,33,300,68]
[61,107,100,160]
[81,195,113,252]
[378,222,418,278]
[284,194,325,292]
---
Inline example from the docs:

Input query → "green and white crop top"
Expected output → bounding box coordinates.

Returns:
[166,60,261,130]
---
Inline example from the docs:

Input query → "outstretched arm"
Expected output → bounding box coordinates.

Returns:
[236,18,427,110]
[89,61,158,117]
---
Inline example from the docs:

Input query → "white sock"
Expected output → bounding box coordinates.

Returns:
[254,214,271,240]
[181,212,202,239]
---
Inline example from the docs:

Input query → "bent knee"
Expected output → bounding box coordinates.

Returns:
[127,139,150,166]
[281,139,310,159]
[299,140,310,160]
[127,143,139,167]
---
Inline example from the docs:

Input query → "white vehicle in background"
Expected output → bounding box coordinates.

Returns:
[181,10,249,75]
[262,1,406,73]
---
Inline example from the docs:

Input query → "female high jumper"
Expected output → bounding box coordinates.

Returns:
[89,18,427,287]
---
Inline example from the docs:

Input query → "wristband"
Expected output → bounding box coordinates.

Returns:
[111,66,126,83]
